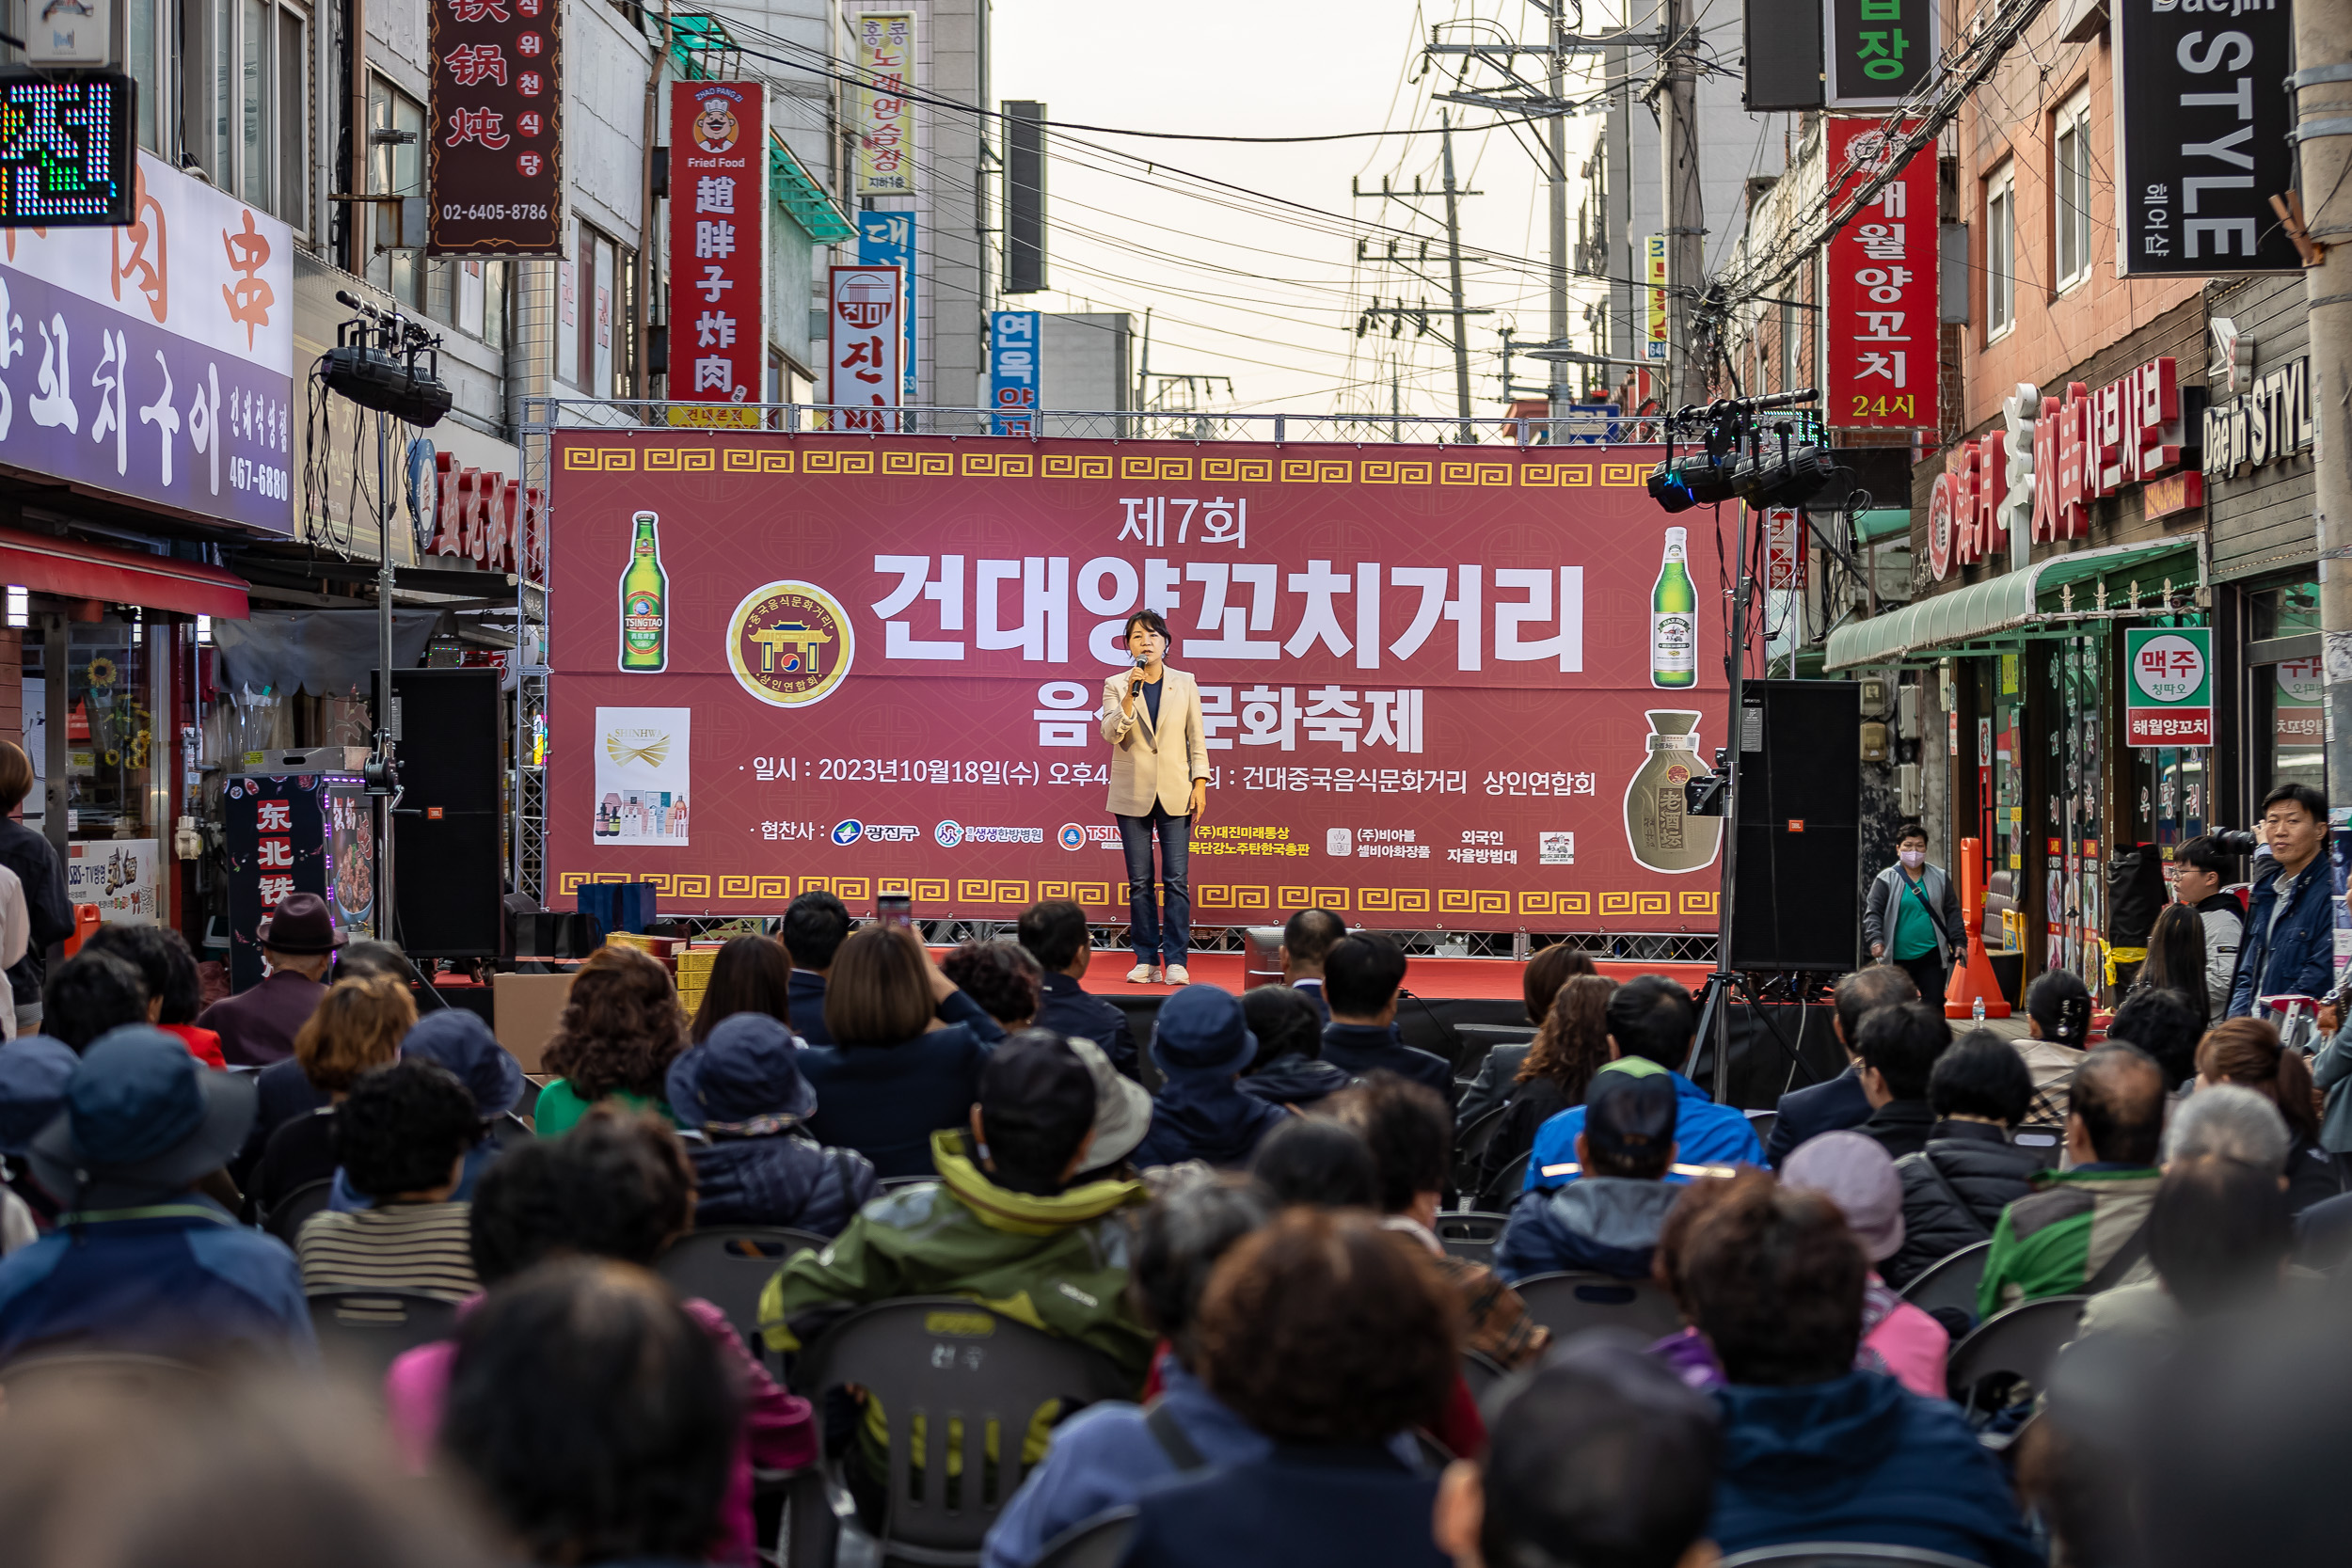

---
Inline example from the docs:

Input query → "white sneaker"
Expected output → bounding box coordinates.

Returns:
[1164,964,1190,985]
[1127,964,1158,984]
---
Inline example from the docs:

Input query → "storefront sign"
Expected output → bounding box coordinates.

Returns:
[2276,656,2322,743]
[1762,507,1806,590]
[1825,0,1936,105]
[2142,469,2200,520]
[423,451,544,576]
[429,0,563,253]
[68,838,162,924]
[855,210,918,404]
[2113,0,2298,276]
[2031,356,2197,543]
[2125,626,2213,748]
[2201,356,2311,479]
[827,264,903,428]
[0,153,294,535]
[1644,236,1668,362]
[1824,119,1938,430]
[989,309,1040,436]
[854,11,915,197]
[667,81,769,430]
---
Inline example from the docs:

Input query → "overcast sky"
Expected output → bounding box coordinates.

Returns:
[992,0,1615,419]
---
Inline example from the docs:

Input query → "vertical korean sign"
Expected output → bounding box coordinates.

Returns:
[856,210,919,404]
[2113,0,2297,274]
[2124,626,2213,748]
[1824,0,1935,105]
[428,0,563,252]
[0,152,294,532]
[989,310,1040,436]
[855,11,915,197]
[828,264,903,429]
[1824,119,1936,429]
[668,82,769,429]
[1644,236,1668,362]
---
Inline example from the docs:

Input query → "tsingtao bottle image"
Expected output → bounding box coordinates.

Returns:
[620,512,667,672]
[1650,526,1695,689]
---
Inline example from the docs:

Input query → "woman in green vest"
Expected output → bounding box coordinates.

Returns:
[534,944,686,1135]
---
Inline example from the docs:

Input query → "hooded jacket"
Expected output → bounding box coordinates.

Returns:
[758,1127,1153,1385]
[1525,1069,1765,1192]
[1884,1120,2040,1289]
[667,1017,879,1237]
[1237,1053,1354,1109]
[1134,1070,1291,1168]
[1318,1022,1454,1101]
[1493,1174,1681,1283]
[2229,854,2335,1017]
[1709,1370,2040,1567]
[1978,1164,2160,1319]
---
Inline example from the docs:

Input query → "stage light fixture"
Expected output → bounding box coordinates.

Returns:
[322,344,453,428]
[1646,455,1741,513]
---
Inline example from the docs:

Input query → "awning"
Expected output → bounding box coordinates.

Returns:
[1823,541,2197,671]
[0,529,249,619]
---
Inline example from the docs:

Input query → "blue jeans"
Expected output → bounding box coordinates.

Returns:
[1117,807,1191,967]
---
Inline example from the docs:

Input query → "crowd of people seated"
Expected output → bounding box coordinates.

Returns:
[1,871,2351,1568]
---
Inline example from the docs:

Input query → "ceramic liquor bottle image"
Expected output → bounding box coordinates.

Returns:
[1625,710,1722,873]
[1651,526,1696,688]
[620,512,667,672]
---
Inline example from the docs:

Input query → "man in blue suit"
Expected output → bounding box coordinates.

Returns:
[1764,965,1917,1167]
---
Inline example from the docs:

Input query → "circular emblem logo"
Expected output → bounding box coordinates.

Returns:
[2136,632,2207,705]
[831,819,865,846]
[691,94,740,153]
[934,820,964,847]
[1057,823,1087,851]
[728,581,855,707]
[1665,766,1690,784]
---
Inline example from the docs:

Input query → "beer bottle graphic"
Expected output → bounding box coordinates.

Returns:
[619,512,667,672]
[1651,526,1696,689]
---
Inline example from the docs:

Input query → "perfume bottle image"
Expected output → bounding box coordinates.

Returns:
[1624,710,1723,874]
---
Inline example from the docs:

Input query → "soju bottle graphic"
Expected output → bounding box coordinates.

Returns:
[619,512,667,672]
[1651,527,1696,689]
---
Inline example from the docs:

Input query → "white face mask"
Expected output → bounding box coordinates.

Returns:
[1899,847,1925,868]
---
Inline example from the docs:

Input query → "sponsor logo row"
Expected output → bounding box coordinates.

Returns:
[822,818,1573,863]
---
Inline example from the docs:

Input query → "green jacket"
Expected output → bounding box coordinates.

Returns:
[758,1128,1154,1385]
[1977,1164,2160,1320]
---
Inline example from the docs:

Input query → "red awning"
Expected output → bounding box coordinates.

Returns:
[0,529,249,619]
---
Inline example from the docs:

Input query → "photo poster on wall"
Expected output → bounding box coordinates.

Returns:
[594,707,691,847]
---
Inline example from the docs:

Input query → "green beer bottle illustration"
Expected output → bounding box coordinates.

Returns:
[1650,526,1695,689]
[620,512,666,672]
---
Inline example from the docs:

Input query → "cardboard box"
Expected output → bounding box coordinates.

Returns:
[494,972,576,1075]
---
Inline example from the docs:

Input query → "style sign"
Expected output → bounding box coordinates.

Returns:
[428,0,563,253]
[989,310,1041,436]
[854,11,915,197]
[666,81,769,429]
[1824,0,1936,104]
[2113,0,2297,275]
[1825,118,1937,431]
[855,211,919,404]
[2125,626,2213,748]
[828,264,903,429]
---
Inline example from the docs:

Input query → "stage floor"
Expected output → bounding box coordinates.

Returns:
[1074,952,1714,1004]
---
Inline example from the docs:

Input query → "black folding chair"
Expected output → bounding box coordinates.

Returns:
[307,1291,460,1386]
[0,1351,213,1400]
[1032,1508,1137,1568]
[1460,1347,1510,1402]
[787,1296,1138,1567]
[1744,1108,1779,1149]
[1449,1102,1512,1205]
[1716,1544,1987,1567]
[2011,1125,2064,1170]
[1945,1294,2088,1417]
[1510,1271,1683,1342]
[1451,1022,1534,1079]
[1898,1238,1992,1323]
[877,1175,935,1195]
[656,1225,831,1355]
[1435,1211,1508,1264]
[262,1179,336,1246]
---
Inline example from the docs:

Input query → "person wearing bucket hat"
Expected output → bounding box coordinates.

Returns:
[667,1013,877,1236]
[0,1025,314,1363]
[197,891,344,1068]
[1783,1130,1949,1399]
[1131,986,1292,1170]
[0,1033,76,1236]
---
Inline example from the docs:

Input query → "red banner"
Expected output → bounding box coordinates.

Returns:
[547,434,1725,933]
[667,81,767,428]
[1824,119,1937,431]
[428,0,562,254]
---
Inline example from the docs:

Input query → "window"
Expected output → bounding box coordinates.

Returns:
[482,259,510,351]
[576,227,640,397]
[205,0,308,225]
[1985,167,2015,339]
[2054,89,2093,290]
[366,77,425,309]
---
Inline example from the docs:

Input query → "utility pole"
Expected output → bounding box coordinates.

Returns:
[1657,0,1706,408]
[1351,143,1487,438]
[2300,0,2352,798]
[1438,112,1476,442]
[1547,10,1571,440]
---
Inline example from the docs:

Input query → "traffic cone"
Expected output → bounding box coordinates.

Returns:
[1945,836,2012,1020]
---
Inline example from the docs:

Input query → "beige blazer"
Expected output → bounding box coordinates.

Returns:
[1100,666,1212,817]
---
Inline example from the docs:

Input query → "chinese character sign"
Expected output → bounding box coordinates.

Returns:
[1825,119,1936,431]
[0,152,294,533]
[990,310,1040,436]
[856,210,919,404]
[2114,0,2296,276]
[1644,236,1668,362]
[0,74,134,226]
[1761,507,1806,591]
[1825,0,1936,105]
[829,264,903,428]
[2125,626,2212,749]
[855,11,915,197]
[667,81,769,431]
[546,432,1725,931]
[428,0,562,252]
[2031,357,2193,543]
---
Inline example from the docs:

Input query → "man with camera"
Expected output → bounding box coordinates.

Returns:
[2228,784,2336,1019]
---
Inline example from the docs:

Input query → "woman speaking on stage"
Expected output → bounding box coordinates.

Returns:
[1099,610,1212,986]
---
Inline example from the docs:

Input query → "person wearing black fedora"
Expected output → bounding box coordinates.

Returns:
[0,1025,314,1362]
[197,892,344,1068]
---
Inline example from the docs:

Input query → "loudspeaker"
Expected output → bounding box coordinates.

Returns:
[1730,680,1862,971]
[381,668,504,958]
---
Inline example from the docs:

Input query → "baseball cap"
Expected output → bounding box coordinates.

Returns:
[1584,1068,1679,1167]
[978,1034,1100,1156]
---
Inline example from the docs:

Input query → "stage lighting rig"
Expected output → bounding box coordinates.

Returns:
[323,290,452,428]
[1645,389,1841,515]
